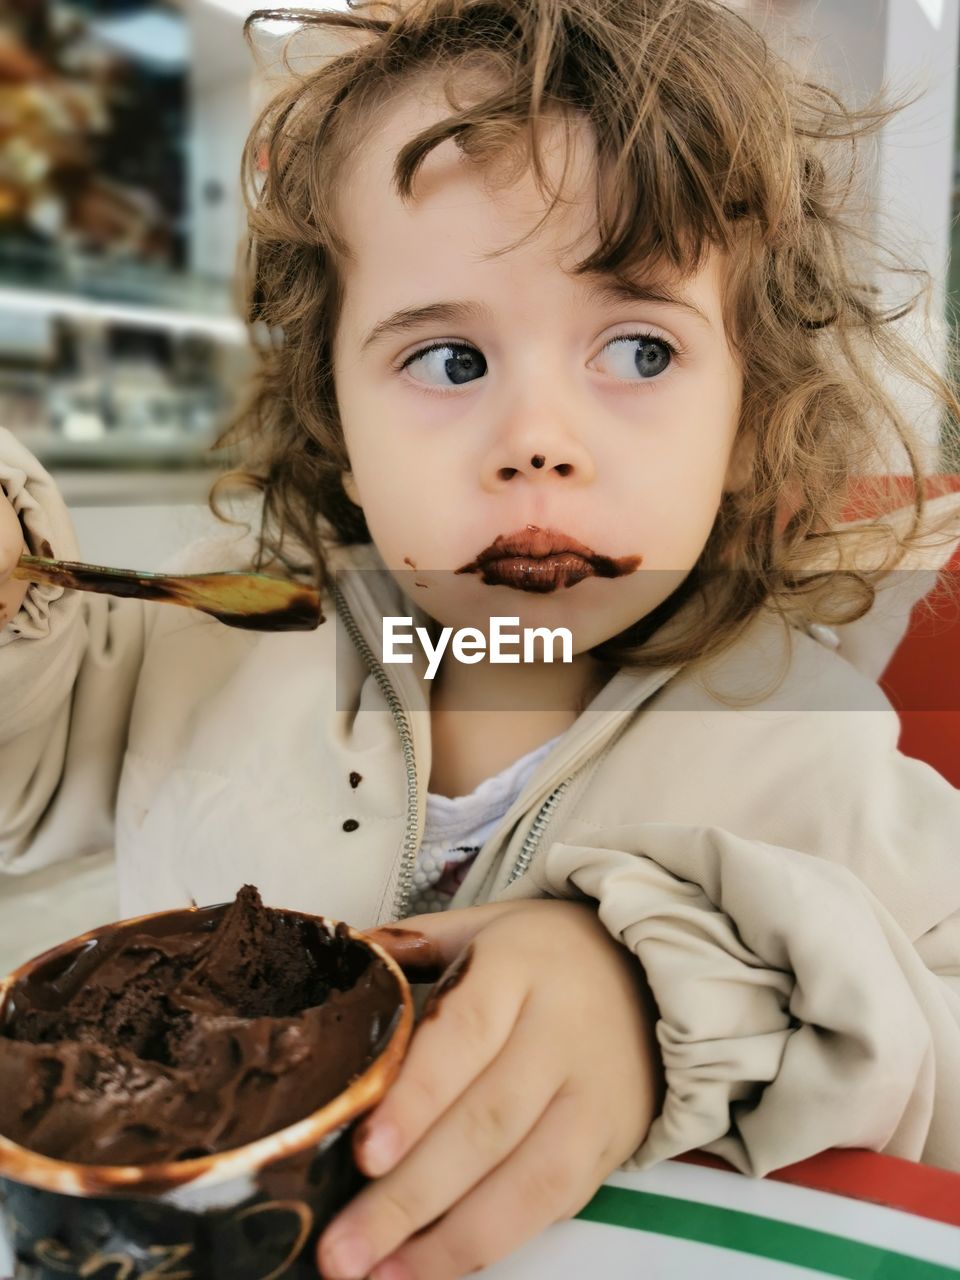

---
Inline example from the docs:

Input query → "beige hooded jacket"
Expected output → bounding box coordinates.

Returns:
[2,426,960,1179]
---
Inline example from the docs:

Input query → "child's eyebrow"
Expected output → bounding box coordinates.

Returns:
[359,274,713,352]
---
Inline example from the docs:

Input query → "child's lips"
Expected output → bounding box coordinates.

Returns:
[454,525,643,593]
[464,552,597,592]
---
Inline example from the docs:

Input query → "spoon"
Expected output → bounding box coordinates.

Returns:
[13,554,324,632]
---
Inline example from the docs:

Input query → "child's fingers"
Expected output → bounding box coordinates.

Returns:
[365,1089,603,1280]
[353,939,524,1177]
[318,1028,558,1280]
[0,491,24,579]
[0,578,28,631]
[363,900,533,977]
[0,493,27,626]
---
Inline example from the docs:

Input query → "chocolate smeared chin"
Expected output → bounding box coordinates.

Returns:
[455,551,643,593]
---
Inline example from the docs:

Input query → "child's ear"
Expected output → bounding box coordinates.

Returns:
[723,429,756,494]
[341,470,362,507]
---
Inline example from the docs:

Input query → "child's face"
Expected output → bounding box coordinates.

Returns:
[333,85,748,655]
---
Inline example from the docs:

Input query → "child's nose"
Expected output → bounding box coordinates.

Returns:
[480,440,595,490]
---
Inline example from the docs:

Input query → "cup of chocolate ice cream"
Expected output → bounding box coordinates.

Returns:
[0,885,413,1279]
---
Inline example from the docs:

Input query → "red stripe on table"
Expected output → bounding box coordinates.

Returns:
[676,1150,960,1229]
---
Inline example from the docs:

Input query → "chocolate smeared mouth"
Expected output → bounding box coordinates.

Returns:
[454,526,642,593]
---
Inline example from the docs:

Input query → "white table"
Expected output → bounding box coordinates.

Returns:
[480,1150,960,1277]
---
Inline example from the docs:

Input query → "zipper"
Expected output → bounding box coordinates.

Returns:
[505,723,632,888]
[506,779,572,886]
[333,582,419,920]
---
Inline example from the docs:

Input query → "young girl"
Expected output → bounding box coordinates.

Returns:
[3,0,960,1276]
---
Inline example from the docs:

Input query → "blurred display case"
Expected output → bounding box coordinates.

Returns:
[0,0,255,503]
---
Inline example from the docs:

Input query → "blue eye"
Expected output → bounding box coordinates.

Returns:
[401,343,487,388]
[399,331,677,392]
[597,333,676,381]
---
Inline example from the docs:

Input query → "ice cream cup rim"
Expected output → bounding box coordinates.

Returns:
[0,901,414,1197]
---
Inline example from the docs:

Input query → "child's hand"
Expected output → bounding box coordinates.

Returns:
[316,898,664,1280]
[0,487,28,630]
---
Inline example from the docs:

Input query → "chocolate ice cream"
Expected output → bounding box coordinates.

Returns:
[0,886,402,1166]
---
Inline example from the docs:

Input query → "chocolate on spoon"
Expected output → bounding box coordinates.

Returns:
[13,554,324,632]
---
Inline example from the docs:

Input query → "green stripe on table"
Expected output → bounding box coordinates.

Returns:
[576,1187,960,1279]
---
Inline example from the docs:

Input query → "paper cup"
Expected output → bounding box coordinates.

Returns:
[0,903,413,1279]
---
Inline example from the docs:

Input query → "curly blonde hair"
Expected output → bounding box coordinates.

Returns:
[213,0,960,674]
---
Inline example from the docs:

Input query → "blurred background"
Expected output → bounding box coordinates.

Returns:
[0,0,256,509]
[0,0,958,562]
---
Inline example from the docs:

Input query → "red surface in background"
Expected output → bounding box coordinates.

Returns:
[841,475,960,788]
[678,1148,960,1228]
